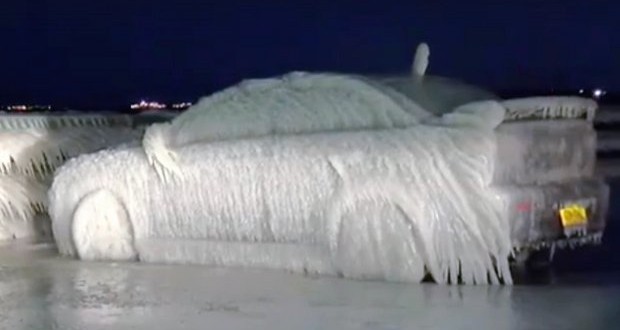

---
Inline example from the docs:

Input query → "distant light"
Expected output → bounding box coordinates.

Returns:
[592,88,607,99]
[6,104,37,112]
[171,102,193,109]
[579,89,584,94]
[130,100,167,111]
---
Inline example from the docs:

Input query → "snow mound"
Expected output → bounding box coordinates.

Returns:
[142,72,429,182]
[51,106,512,284]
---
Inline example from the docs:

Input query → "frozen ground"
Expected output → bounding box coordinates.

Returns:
[1,243,619,330]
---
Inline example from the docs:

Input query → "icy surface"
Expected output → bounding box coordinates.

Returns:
[0,246,619,330]
[502,97,597,121]
[142,72,430,181]
[493,120,596,185]
[0,126,138,178]
[0,176,46,221]
[0,113,132,131]
[492,178,608,249]
[0,115,138,241]
[51,106,513,285]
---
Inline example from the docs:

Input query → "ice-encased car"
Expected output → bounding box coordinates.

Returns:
[48,44,609,284]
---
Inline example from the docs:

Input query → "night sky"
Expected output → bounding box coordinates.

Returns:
[1,0,618,109]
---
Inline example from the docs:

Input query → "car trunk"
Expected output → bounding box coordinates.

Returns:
[491,97,608,250]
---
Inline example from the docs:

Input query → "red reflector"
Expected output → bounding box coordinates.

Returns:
[516,201,532,212]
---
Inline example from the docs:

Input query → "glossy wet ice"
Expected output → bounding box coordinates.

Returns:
[1,243,619,330]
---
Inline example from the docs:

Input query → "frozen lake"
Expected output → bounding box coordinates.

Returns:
[1,243,619,330]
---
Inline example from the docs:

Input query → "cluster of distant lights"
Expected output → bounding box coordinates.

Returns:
[130,100,193,111]
[2,104,52,112]
[0,89,610,113]
[171,102,193,109]
[130,100,166,110]
[579,88,607,99]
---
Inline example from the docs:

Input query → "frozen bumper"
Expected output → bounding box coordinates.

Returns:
[494,177,609,251]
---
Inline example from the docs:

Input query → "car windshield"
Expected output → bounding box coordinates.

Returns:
[374,75,500,116]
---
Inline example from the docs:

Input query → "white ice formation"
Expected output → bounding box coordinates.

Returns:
[49,41,518,284]
[0,114,138,241]
[412,42,430,77]
[142,72,430,182]
[51,110,512,285]
[47,43,600,285]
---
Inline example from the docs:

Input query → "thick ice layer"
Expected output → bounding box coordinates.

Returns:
[0,176,46,223]
[0,115,139,241]
[501,97,597,122]
[50,120,513,285]
[0,174,48,240]
[493,120,596,185]
[142,72,430,181]
[492,178,609,250]
[0,113,132,131]
[0,126,139,178]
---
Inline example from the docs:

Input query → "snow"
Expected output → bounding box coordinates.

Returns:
[50,99,514,285]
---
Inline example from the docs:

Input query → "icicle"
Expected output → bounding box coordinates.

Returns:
[1,114,137,241]
[0,175,47,222]
[142,122,183,183]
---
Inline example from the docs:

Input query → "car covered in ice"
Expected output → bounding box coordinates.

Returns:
[48,44,609,284]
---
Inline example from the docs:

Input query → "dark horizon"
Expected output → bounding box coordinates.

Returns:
[1,1,619,108]
[2,88,620,113]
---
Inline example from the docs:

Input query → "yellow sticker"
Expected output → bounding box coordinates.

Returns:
[559,205,588,228]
